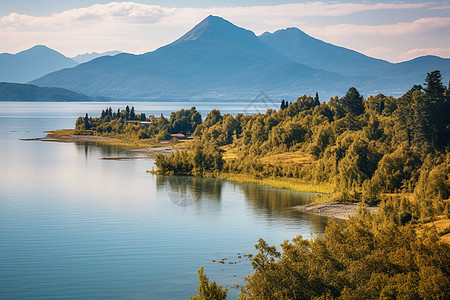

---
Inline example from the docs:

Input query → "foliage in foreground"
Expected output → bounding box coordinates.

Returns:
[236,203,450,299]
[156,71,450,220]
[190,266,228,300]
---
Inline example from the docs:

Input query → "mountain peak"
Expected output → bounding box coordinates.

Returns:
[171,15,257,45]
[17,45,62,56]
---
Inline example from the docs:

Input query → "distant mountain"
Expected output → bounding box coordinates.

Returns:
[0,45,78,83]
[259,28,450,96]
[0,82,95,101]
[30,16,449,101]
[259,28,390,76]
[72,51,122,63]
[32,16,346,100]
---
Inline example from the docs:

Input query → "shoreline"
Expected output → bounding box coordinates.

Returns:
[21,130,179,156]
[24,131,378,220]
[217,173,334,195]
[292,202,378,220]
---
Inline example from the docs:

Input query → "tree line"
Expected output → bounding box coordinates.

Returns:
[156,70,450,219]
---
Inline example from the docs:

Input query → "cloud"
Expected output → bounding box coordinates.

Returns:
[0,1,430,27]
[430,5,450,10]
[307,17,450,37]
[1,2,175,26]
[404,48,450,59]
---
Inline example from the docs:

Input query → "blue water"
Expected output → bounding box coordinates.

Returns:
[0,102,328,299]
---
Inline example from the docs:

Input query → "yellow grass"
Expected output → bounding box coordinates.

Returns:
[45,129,183,148]
[417,216,450,244]
[218,173,334,194]
[220,144,239,160]
[259,150,314,166]
[45,129,75,137]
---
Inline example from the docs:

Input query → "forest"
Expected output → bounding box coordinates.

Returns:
[73,71,450,299]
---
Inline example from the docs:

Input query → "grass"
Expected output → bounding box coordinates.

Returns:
[259,150,314,166]
[44,129,193,149]
[218,173,334,195]
[45,129,75,137]
[220,144,239,160]
[418,216,450,244]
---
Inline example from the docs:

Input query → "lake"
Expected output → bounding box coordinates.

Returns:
[0,102,329,299]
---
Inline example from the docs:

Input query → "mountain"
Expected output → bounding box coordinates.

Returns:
[0,82,96,101]
[0,45,78,83]
[32,16,347,100]
[259,28,450,96]
[259,28,391,76]
[31,16,449,101]
[72,51,122,63]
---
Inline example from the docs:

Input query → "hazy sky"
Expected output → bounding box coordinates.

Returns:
[1,0,449,62]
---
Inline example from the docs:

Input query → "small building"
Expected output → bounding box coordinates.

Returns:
[170,133,187,139]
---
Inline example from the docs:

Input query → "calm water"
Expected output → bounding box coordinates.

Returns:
[0,102,328,299]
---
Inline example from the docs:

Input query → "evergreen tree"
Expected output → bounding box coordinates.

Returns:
[424,70,445,100]
[125,105,130,119]
[84,113,91,130]
[423,70,449,149]
[336,87,364,117]
[313,92,320,106]
[130,106,136,120]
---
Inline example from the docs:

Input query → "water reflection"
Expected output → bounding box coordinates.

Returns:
[238,183,316,212]
[236,183,329,234]
[156,175,223,207]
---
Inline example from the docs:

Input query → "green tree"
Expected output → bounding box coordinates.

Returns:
[313,92,320,107]
[336,87,364,117]
[190,266,228,300]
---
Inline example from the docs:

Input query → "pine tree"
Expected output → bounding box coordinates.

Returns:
[130,106,136,120]
[424,70,445,100]
[336,87,364,117]
[423,71,449,149]
[313,92,320,106]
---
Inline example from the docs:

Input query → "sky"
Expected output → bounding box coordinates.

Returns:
[1,0,449,62]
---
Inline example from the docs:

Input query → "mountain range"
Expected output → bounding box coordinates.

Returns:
[0,45,78,83]
[72,51,122,63]
[5,16,450,101]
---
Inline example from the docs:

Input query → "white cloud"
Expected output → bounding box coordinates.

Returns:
[0,1,446,62]
[307,17,450,37]
[301,17,450,61]
[403,48,450,59]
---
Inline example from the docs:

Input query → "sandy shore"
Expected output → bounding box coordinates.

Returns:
[292,202,377,220]
[21,134,178,156]
[22,134,115,143]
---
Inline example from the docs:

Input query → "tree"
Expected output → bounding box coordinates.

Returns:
[84,113,91,130]
[423,70,449,149]
[130,106,136,120]
[190,266,228,300]
[313,92,320,107]
[424,70,445,100]
[204,109,222,127]
[336,87,364,117]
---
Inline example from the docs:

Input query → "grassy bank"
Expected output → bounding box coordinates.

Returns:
[44,129,191,149]
[217,173,334,195]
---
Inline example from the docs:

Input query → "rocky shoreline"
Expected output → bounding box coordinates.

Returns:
[292,202,377,220]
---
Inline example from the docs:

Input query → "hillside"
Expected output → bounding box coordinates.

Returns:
[0,82,94,101]
[0,45,78,83]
